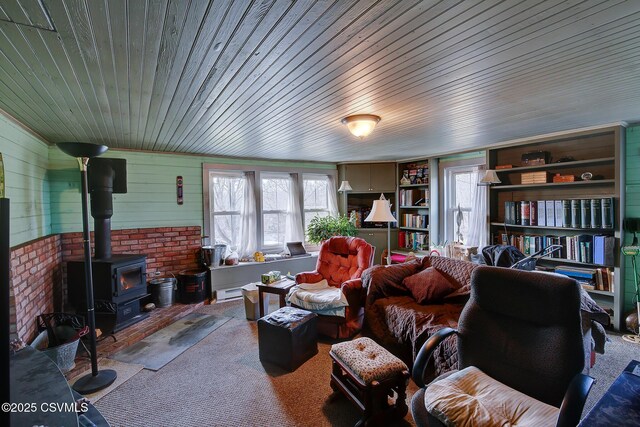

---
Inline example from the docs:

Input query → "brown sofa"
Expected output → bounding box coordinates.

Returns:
[362,256,479,379]
[362,256,610,382]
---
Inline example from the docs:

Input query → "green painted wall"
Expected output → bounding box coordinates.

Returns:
[0,113,51,246]
[48,147,335,234]
[624,125,640,315]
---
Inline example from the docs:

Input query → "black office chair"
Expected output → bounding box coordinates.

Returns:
[411,266,593,427]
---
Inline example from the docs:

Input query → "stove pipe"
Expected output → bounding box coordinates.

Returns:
[88,158,127,259]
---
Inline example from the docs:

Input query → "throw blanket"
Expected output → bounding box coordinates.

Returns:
[287,282,349,318]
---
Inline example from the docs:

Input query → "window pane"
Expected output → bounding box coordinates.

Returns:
[212,176,244,212]
[453,172,473,209]
[212,214,241,249]
[263,212,287,247]
[304,179,328,210]
[262,177,289,211]
[304,211,329,234]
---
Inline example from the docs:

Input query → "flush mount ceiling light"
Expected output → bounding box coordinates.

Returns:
[341,114,381,139]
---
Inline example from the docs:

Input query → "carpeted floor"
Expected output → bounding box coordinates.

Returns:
[95,299,639,426]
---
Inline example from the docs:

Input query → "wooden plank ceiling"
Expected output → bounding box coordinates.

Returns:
[0,0,639,162]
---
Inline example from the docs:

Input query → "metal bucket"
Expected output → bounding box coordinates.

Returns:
[149,277,176,308]
[201,244,227,267]
[31,330,79,374]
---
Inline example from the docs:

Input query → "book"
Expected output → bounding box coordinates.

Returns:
[554,200,563,229]
[537,201,546,226]
[529,201,537,226]
[577,235,594,263]
[580,199,591,229]
[601,197,614,228]
[590,199,602,228]
[520,201,530,226]
[562,199,571,228]
[515,202,521,225]
[545,201,555,227]
[571,199,581,228]
[504,201,512,225]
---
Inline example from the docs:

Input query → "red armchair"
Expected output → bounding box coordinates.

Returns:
[294,236,374,339]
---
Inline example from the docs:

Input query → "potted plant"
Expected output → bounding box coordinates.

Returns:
[306,213,358,244]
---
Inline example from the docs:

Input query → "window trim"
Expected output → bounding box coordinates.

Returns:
[206,170,245,250]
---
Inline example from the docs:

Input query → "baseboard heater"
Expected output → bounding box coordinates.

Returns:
[215,287,243,302]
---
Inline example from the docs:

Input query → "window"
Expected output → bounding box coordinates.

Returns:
[261,174,291,249]
[209,172,244,250]
[444,166,475,244]
[303,175,331,234]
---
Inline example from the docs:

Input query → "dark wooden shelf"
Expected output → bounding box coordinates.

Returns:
[490,222,616,233]
[494,157,615,173]
[399,206,429,209]
[491,179,615,190]
[399,226,429,232]
[399,184,429,188]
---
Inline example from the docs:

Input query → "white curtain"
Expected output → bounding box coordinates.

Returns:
[467,168,488,248]
[327,175,339,217]
[285,174,305,246]
[238,172,257,258]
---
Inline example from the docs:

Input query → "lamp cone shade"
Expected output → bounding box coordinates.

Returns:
[478,169,501,186]
[364,195,396,222]
[341,114,381,139]
[57,142,108,159]
[338,180,353,192]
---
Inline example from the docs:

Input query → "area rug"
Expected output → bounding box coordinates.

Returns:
[68,358,144,402]
[109,313,230,371]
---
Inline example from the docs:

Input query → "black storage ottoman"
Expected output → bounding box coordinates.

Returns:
[258,306,318,372]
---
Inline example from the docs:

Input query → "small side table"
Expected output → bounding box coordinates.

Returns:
[257,278,296,318]
[579,359,640,426]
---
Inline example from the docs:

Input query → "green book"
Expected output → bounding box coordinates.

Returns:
[590,199,602,228]
[601,198,614,229]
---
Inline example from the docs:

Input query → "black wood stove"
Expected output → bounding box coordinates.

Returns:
[66,158,149,333]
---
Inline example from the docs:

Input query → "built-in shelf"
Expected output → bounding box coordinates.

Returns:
[491,179,615,190]
[399,184,429,188]
[399,206,429,209]
[584,289,615,297]
[494,157,615,173]
[400,226,429,232]
[490,222,616,233]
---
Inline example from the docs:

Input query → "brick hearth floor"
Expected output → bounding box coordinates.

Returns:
[65,300,208,380]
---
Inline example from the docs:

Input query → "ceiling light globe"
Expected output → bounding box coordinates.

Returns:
[341,114,381,139]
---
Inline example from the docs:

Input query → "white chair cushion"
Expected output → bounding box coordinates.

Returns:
[424,366,559,426]
[287,283,348,317]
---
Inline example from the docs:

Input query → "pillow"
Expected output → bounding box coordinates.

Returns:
[402,267,457,304]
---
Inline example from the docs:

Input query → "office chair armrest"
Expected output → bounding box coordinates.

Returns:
[412,327,458,388]
[556,373,594,427]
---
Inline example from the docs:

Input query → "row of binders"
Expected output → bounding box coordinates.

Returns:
[504,198,614,229]
[554,265,614,292]
[499,233,615,266]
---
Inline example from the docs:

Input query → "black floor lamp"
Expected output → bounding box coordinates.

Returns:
[57,142,117,394]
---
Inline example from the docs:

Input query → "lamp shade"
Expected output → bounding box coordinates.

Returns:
[364,196,396,223]
[478,169,501,186]
[57,142,109,159]
[341,114,381,139]
[337,180,353,192]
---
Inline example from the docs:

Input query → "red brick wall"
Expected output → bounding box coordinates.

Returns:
[9,234,63,342]
[60,226,201,275]
[9,226,201,342]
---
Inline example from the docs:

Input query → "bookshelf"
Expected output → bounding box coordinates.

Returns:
[487,126,625,330]
[396,159,431,252]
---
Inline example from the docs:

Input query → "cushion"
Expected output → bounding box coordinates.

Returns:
[330,337,408,385]
[298,279,329,291]
[287,285,349,316]
[424,366,559,426]
[403,267,457,304]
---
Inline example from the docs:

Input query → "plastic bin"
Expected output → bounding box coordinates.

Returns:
[241,283,270,320]
[177,269,208,303]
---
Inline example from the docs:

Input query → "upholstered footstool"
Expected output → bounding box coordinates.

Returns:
[329,337,410,426]
[257,307,318,372]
